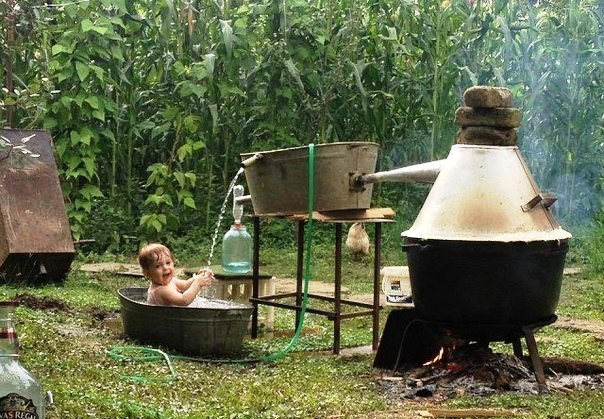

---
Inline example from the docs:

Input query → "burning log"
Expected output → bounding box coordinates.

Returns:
[529,356,604,375]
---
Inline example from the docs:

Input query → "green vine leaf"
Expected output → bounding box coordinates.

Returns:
[81,19,108,35]
[76,62,91,82]
[85,96,100,110]
[183,197,196,209]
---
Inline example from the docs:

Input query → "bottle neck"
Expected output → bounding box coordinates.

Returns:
[0,307,19,357]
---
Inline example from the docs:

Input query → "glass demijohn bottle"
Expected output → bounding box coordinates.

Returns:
[0,301,45,419]
[221,184,252,273]
[221,223,252,273]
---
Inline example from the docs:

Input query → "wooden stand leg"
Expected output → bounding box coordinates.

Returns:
[243,282,252,300]
[265,277,275,330]
[523,327,547,393]
[512,338,523,357]
[231,282,241,299]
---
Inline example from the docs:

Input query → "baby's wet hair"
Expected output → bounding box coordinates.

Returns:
[138,243,173,270]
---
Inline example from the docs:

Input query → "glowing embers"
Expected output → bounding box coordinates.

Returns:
[422,346,445,366]
[421,341,464,369]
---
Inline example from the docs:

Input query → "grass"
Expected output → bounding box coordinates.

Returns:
[558,274,604,322]
[1,239,603,418]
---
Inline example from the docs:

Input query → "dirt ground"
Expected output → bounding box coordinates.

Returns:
[556,316,604,341]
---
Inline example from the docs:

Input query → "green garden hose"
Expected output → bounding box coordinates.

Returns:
[106,144,317,379]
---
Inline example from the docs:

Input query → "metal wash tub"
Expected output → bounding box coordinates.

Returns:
[118,287,253,355]
[240,142,379,216]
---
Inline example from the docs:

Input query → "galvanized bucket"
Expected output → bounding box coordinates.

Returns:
[118,287,253,355]
[240,142,379,216]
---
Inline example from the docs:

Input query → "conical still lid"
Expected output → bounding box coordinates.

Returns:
[402,144,572,242]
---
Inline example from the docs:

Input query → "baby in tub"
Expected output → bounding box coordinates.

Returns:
[138,243,214,306]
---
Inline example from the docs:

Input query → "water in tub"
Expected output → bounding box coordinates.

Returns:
[187,296,249,309]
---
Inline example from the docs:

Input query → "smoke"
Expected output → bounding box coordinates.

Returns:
[520,117,603,228]
[510,3,604,228]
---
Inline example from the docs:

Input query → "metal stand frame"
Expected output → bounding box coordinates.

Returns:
[250,216,387,354]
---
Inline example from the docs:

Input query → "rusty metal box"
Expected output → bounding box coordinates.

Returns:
[0,129,74,281]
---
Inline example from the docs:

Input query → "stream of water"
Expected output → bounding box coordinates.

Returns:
[206,167,245,268]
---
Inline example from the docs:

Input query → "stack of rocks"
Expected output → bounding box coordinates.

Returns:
[455,86,522,146]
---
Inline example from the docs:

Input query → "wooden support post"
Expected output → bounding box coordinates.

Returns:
[523,326,547,392]
[512,338,523,357]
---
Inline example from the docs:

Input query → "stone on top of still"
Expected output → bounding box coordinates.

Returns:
[464,86,513,109]
[455,106,522,129]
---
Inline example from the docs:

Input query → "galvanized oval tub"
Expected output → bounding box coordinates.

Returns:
[118,287,253,355]
[240,142,379,216]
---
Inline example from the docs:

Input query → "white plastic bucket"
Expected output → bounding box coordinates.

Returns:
[381,266,412,306]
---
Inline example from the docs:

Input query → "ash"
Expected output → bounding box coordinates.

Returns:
[376,345,604,401]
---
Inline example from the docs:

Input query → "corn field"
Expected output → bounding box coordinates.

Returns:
[1,0,603,252]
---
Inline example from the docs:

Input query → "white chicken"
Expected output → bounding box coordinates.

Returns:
[345,222,370,260]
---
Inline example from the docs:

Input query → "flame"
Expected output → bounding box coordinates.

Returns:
[423,346,445,366]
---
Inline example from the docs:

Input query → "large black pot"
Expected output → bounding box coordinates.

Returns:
[404,238,569,326]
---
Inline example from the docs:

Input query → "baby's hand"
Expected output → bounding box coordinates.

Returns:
[197,268,214,278]
[195,268,214,286]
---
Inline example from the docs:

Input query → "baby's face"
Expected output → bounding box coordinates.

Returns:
[145,253,175,286]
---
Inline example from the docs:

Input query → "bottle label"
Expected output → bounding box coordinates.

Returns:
[0,393,40,419]
[0,329,18,344]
